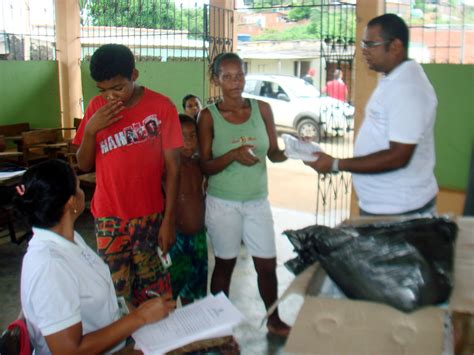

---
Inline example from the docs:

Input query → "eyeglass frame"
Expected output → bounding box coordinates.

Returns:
[360,39,392,49]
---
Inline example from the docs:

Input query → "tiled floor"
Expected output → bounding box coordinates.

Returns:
[0,206,317,354]
[3,207,473,354]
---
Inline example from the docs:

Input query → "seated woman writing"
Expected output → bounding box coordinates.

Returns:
[14,159,175,354]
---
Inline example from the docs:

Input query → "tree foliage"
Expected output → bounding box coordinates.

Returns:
[287,7,311,21]
[80,0,204,36]
[255,6,355,41]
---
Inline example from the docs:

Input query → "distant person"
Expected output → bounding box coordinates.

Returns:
[182,94,202,120]
[15,159,175,354]
[73,44,183,306]
[323,69,348,102]
[306,14,438,216]
[198,52,290,337]
[168,114,208,306]
[303,67,316,85]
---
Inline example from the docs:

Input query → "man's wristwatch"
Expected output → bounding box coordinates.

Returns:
[331,158,339,173]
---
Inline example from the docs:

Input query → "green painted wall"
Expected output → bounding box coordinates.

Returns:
[81,61,208,113]
[423,64,474,191]
[0,61,61,128]
[0,60,471,192]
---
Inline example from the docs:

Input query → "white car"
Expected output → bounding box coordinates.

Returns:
[243,74,354,141]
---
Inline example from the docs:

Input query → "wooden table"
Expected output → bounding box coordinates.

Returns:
[4,135,23,151]
[0,169,31,244]
[0,151,23,160]
[32,142,68,159]
[78,172,96,187]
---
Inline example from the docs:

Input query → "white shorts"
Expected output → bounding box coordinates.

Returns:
[205,195,276,259]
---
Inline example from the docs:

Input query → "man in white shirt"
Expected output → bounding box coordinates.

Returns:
[306,13,438,215]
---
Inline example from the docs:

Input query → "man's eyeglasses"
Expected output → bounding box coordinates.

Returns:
[360,40,391,49]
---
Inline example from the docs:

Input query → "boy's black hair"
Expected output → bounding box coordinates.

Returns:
[14,159,76,229]
[182,94,201,110]
[209,52,243,78]
[179,113,198,128]
[90,44,135,82]
[368,14,409,51]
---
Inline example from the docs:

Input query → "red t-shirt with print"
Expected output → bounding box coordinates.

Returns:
[73,87,183,219]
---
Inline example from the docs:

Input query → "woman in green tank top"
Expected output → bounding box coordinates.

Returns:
[198,53,290,337]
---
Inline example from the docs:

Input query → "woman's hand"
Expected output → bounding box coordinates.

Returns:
[232,145,259,166]
[134,292,176,325]
[85,100,124,136]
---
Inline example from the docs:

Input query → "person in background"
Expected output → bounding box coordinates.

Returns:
[182,94,202,120]
[306,14,438,216]
[323,69,348,102]
[73,44,182,306]
[198,52,290,337]
[15,159,175,355]
[168,114,208,306]
[302,67,316,85]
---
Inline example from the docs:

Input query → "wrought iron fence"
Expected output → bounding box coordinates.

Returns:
[236,0,355,10]
[79,0,208,62]
[387,1,474,64]
[236,0,355,226]
[204,4,235,103]
[0,0,56,60]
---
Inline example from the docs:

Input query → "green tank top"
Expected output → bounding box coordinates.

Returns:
[207,99,269,201]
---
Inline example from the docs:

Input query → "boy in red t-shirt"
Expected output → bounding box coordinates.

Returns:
[73,44,182,305]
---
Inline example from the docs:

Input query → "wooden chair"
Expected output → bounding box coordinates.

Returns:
[0,122,30,137]
[20,129,66,166]
[0,135,23,162]
[64,118,83,171]
[0,123,31,153]
[74,117,83,130]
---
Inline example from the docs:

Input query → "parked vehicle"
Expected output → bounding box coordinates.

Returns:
[243,74,354,141]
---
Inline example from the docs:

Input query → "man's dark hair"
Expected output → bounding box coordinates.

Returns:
[90,44,135,82]
[182,94,201,110]
[368,13,409,51]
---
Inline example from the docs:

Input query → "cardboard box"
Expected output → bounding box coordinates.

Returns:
[282,216,474,355]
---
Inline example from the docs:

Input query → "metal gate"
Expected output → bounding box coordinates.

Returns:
[204,4,235,102]
[234,0,356,226]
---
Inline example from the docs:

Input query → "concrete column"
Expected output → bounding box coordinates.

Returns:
[350,1,384,216]
[55,0,82,132]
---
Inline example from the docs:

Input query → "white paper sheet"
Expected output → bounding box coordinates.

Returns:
[281,134,323,161]
[0,170,26,181]
[132,293,244,355]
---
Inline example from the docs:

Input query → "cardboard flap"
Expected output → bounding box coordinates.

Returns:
[263,263,320,323]
[285,297,445,355]
[449,216,474,313]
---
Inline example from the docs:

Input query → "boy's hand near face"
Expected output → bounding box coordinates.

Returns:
[85,100,124,135]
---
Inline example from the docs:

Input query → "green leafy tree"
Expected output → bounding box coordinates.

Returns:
[80,0,204,32]
[287,7,311,21]
[255,6,355,41]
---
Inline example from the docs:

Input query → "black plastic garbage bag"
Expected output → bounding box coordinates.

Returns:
[283,217,458,312]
